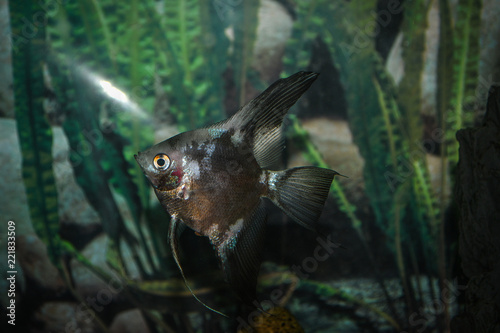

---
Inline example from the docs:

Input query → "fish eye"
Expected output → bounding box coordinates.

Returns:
[153,154,170,170]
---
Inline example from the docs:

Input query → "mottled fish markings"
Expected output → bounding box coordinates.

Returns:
[135,72,340,316]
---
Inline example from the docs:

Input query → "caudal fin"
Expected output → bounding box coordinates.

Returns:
[267,167,339,230]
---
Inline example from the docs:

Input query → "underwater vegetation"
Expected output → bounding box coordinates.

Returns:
[4,0,492,332]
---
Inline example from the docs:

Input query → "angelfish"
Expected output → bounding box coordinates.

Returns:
[134,72,339,315]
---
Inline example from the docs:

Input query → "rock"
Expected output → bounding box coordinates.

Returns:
[110,309,150,333]
[252,0,293,82]
[386,0,500,120]
[386,32,404,86]
[71,233,139,298]
[385,0,439,118]
[32,301,98,333]
[420,0,439,117]
[71,234,112,297]
[223,0,294,110]
[0,119,102,249]
[452,86,500,332]
[0,0,14,118]
[0,119,34,235]
[425,153,451,203]
[16,233,65,294]
[52,126,102,248]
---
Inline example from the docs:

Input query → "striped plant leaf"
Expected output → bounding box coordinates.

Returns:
[11,2,60,264]
[446,0,482,166]
[231,0,260,106]
[397,0,441,263]
[283,0,332,75]
[397,0,428,148]
[436,0,454,129]
[325,1,404,247]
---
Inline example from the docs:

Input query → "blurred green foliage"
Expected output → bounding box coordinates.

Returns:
[11,2,61,265]
[283,0,482,329]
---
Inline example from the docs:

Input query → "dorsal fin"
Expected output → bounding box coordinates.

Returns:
[210,72,318,169]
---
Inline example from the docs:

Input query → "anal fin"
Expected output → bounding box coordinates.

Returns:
[214,199,267,307]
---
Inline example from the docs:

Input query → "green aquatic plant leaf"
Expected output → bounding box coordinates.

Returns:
[436,0,454,129]
[231,0,260,105]
[47,58,157,276]
[11,3,61,265]
[46,0,236,279]
[398,0,428,149]
[436,1,481,325]
[284,4,413,324]
[397,0,440,264]
[46,1,167,275]
[318,2,421,321]
[287,112,402,326]
[199,0,229,117]
[144,0,227,130]
[445,0,482,166]
[328,16,400,247]
[46,5,124,241]
[283,0,333,75]
[65,78,124,242]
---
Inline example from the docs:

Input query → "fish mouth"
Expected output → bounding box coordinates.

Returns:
[133,152,164,190]
[134,153,152,183]
[134,153,146,170]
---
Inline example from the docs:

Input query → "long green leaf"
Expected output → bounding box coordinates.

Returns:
[146,0,227,130]
[231,0,260,105]
[397,0,441,269]
[283,0,331,74]
[446,0,482,165]
[398,0,428,148]
[11,2,60,264]
[436,0,454,128]
[325,2,400,244]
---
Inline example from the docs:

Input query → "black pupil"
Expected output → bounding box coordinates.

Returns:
[157,158,165,167]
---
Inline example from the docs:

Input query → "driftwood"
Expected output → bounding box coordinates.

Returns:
[452,86,500,332]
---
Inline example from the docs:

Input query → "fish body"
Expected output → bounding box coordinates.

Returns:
[135,72,339,314]
[148,128,264,238]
